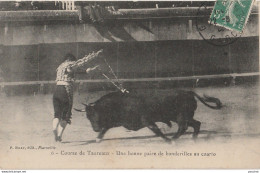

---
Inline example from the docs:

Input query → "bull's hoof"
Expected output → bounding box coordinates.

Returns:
[192,134,199,140]
[96,138,102,143]
[172,135,180,139]
[165,138,172,144]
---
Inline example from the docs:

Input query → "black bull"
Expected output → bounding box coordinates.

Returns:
[75,90,222,143]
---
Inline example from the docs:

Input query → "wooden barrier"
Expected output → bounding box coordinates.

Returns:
[0,72,258,87]
[0,7,258,22]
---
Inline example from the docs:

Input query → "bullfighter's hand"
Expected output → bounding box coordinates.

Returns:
[86,65,100,73]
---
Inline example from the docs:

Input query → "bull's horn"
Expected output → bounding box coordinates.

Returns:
[74,108,86,112]
[89,103,95,106]
[82,103,88,106]
[82,103,95,107]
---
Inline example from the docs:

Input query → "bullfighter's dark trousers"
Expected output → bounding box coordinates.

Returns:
[53,85,73,123]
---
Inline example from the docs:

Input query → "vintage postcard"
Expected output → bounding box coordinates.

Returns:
[0,0,259,170]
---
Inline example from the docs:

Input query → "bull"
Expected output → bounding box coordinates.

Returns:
[75,90,222,143]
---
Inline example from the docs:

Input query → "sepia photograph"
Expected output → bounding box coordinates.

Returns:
[0,0,259,169]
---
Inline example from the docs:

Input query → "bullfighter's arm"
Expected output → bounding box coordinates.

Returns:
[68,49,103,72]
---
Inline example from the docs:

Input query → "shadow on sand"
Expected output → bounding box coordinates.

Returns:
[62,130,242,146]
[63,131,260,146]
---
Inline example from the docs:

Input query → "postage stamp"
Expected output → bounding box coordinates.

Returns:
[209,0,254,32]
[196,3,242,46]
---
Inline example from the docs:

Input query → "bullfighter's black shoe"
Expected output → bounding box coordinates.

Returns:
[66,118,71,125]
[65,115,72,125]
[57,136,62,142]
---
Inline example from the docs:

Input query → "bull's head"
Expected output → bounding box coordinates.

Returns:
[74,103,101,132]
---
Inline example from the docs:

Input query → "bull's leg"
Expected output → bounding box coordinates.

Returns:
[96,128,108,143]
[172,122,187,139]
[147,123,171,143]
[188,119,201,138]
[172,113,188,139]
[164,121,172,128]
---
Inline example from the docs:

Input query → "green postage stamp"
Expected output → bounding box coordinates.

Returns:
[209,0,254,32]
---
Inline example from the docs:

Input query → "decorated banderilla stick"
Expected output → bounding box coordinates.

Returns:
[71,49,103,69]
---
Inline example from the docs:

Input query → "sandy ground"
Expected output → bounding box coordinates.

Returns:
[0,83,259,169]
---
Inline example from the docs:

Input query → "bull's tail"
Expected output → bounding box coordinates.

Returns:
[190,91,222,110]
